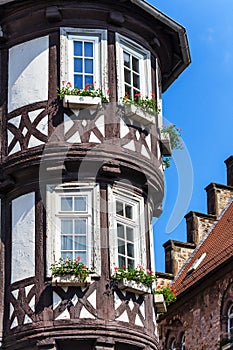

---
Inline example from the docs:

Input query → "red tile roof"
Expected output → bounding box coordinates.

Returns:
[173,199,233,295]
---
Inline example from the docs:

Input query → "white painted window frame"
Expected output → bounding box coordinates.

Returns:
[228,303,233,336]
[46,182,101,276]
[115,33,152,101]
[60,28,108,94]
[108,185,146,275]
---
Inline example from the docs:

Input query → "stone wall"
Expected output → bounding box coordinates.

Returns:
[206,183,233,217]
[163,241,195,275]
[185,211,216,245]
[158,268,233,350]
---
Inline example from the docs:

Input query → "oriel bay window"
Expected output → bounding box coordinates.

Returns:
[108,186,147,272]
[46,183,101,275]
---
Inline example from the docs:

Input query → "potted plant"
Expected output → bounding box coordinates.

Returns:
[112,265,157,295]
[51,256,91,286]
[153,285,177,312]
[121,93,158,126]
[58,81,109,109]
[160,124,183,168]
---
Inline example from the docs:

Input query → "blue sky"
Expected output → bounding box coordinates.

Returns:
[150,0,233,272]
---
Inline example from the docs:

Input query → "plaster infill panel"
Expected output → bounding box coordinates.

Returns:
[8,36,49,113]
[11,192,35,283]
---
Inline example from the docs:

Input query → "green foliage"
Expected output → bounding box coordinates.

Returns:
[122,92,158,115]
[57,81,109,103]
[154,286,177,306]
[161,124,183,150]
[161,124,183,169]
[50,256,90,282]
[112,266,157,288]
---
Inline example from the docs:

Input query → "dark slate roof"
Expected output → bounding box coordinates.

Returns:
[173,199,233,296]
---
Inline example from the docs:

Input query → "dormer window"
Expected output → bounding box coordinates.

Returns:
[116,33,152,100]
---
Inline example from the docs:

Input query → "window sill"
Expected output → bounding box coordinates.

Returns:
[63,95,102,109]
[154,293,167,313]
[117,278,151,295]
[124,104,156,127]
[52,275,92,287]
[160,131,172,156]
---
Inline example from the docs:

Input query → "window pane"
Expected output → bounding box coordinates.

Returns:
[85,75,93,86]
[74,58,83,73]
[75,219,87,234]
[118,239,125,255]
[127,258,134,269]
[61,220,73,234]
[125,85,132,98]
[74,236,86,251]
[85,59,93,74]
[125,205,133,219]
[126,227,134,242]
[123,51,130,68]
[124,68,131,84]
[61,197,72,211]
[74,75,83,89]
[61,235,73,250]
[74,196,87,212]
[84,42,93,57]
[132,57,139,73]
[75,252,86,265]
[74,41,82,56]
[127,243,134,258]
[116,201,123,216]
[61,251,73,260]
[133,73,140,89]
[117,223,124,239]
[118,255,125,268]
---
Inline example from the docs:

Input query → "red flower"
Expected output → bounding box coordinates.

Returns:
[122,265,126,269]
[107,89,110,94]
[67,82,72,87]
[114,267,119,271]
[151,93,156,97]
[134,92,140,97]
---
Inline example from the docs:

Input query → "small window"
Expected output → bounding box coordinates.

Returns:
[69,36,99,89]
[170,339,176,350]
[46,183,101,275]
[228,304,233,337]
[108,186,146,273]
[60,28,108,92]
[181,334,185,350]
[116,33,152,101]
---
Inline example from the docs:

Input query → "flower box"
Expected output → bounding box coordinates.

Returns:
[160,131,172,156]
[63,95,102,109]
[52,275,91,287]
[154,293,167,313]
[124,104,156,126]
[117,278,151,295]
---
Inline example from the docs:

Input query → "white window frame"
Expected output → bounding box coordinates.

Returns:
[228,304,233,337]
[46,182,101,276]
[60,28,108,94]
[108,185,146,275]
[115,33,152,101]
